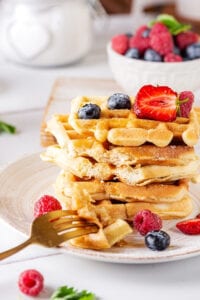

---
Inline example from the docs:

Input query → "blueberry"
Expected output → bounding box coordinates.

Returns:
[78,103,101,119]
[107,93,131,110]
[126,32,133,38]
[174,46,181,55]
[184,43,200,60]
[145,230,170,251]
[125,48,140,59]
[143,49,162,62]
[142,28,151,38]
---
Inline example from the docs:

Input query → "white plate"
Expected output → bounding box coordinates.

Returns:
[0,153,200,264]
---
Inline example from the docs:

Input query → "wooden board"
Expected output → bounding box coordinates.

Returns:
[40,77,121,147]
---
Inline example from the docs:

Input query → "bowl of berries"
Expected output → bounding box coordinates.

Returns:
[107,14,200,94]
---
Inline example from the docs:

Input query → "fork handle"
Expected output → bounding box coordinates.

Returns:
[0,237,34,260]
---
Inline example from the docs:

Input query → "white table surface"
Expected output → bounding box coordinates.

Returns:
[1,14,200,300]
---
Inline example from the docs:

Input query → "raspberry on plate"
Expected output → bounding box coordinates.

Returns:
[164,53,183,62]
[176,31,199,50]
[134,84,177,122]
[18,269,44,296]
[34,194,62,218]
[133,209,162,236]
[111,34,129,55]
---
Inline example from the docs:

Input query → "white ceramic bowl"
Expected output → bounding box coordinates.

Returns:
[107,42,200,94]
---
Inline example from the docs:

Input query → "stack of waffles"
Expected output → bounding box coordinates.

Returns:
[41,93,200,250]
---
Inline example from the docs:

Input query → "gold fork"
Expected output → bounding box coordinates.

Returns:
[0,210,98,260]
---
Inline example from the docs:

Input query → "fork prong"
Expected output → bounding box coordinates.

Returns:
[52,216,81,227]
[54,221,97,233]
[58,226,99,243]
[42,210,78,221]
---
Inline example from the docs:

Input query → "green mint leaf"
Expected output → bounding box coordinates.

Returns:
[51,286,96,300]
[0,121,16,134]
[148,14,191,35]
[171,24,191,35]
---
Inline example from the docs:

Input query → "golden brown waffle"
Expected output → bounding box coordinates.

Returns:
[68,96,200,147]
[59,184,192,233]
[46,115,198,166]
[55,171,189,204]
[41,145,200,185]
[95,196,193,224]
[69,187,132,250]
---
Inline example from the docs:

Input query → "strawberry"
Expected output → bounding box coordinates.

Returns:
[176,218,200,235]
[177,91,194,118]
[134,85,177,122]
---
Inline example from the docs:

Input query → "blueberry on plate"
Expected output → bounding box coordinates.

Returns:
[125,48,140,59]
[143,49,162,62]
[78,103,101,119]
[107,93,131,109]
[145,230,170,251]
[184,43,200,60]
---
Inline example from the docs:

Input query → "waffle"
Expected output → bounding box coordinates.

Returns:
[68,187,132,250]
[60,184,192,230]
[41,145,200,185]
[95,197,192,224]
[68,96,200,147]
[55,171,189,204]
[46,115,198,166]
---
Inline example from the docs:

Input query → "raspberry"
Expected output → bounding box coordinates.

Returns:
[135,25,149,36]
[133,209,162,236]
[150,22,169,35]
[129,36,150,54]
[18,269,44,296]
[150,31,174,55]
[129,25,150,54]
[111,34,129,55]
[176,31,199,50]
[164,53,183,62]
[178,91,194,118]
[34,194,62,218]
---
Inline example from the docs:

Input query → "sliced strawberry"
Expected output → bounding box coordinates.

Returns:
[176,218,200,235]
[177,91,194,118]
[134,85,177,122]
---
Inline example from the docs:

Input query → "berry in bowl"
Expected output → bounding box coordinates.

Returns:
[107,14,200,94]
